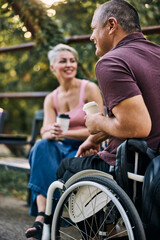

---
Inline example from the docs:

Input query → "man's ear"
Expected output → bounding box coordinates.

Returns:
[50,65,55,72]
[107,17,118,34]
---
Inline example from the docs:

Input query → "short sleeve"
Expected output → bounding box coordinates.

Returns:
[96,56,141,116]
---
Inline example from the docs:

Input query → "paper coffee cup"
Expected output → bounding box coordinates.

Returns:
[83,101,99,115]
[56,114,70,133]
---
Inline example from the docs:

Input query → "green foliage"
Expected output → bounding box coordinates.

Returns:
[52,0,107,79]
[0,0,60,133]
[131,0,160,27]
[0,0,160,135]
[17,0,64,52]
[0,169,28,200]
[51,0,160,79]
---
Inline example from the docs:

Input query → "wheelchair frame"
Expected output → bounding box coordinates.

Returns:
[41,168,146,240]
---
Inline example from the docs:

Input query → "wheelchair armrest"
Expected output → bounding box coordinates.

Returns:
[127,172,144,182]
[115,138,155,196]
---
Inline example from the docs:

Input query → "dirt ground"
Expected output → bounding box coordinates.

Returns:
[0,193,34,240]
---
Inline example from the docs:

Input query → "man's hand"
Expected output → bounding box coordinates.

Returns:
[85,112,105,134]
[75,137,100,157]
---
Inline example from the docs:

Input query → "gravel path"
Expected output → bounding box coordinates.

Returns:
[0,194,34,240]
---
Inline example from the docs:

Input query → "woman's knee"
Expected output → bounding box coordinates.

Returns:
[29,139,50,163]
[31,139,50,153]
[35,139,48,148]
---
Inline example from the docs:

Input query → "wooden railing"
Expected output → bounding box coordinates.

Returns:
[0,92,49,99]
[0,25,160,100]
[0,25,160,54]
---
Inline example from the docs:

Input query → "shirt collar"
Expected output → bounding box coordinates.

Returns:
[115,32,146,49]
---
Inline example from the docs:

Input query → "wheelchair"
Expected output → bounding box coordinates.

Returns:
[41,139,156,240]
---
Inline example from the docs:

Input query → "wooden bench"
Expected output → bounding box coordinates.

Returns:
[0,108,9,133]
[0,155,31,204]
[0,157,30,173]
[0,109,44,204]
[0,109,44,157]
[0,109,44,171]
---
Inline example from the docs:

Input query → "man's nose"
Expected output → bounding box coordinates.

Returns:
[90,33,94,41]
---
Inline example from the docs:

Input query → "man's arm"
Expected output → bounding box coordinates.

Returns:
[76,95,151,157]
[75,131,108,157]
[85,95,151,139]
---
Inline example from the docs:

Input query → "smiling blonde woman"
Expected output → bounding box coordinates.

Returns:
[25,43,104,240]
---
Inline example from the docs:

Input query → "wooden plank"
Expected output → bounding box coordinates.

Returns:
[0,25,160,54]
[0,157,30,173]
[0,92,49,99]
[0,25,160,53]
[0,42,35,53]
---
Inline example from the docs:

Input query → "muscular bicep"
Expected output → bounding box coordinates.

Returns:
[111,95,151,138]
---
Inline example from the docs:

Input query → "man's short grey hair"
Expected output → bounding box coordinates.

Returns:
[48,44,79,66]
[97,0,141,34]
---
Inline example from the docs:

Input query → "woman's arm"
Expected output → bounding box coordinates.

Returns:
[40,93,58,139]
[61,128,90,141]
[41,91,90,141]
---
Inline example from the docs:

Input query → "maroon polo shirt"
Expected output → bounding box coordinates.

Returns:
[96,32,160,165]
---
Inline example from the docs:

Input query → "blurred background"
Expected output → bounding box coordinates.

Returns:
[0,0,160,135]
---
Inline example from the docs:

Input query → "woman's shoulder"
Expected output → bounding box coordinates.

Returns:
[83,79,98,91]
[78,79,95,88]
[76,79,99,94]
[80,79,90,84]
[44,87,59,102]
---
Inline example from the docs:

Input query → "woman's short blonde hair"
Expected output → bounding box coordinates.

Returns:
[48,43,79,66]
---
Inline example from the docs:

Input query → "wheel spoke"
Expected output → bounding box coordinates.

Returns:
[52,175,146,240]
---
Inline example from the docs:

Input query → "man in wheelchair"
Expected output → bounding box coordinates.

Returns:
[55,0,160,239]
[57,0,159,192]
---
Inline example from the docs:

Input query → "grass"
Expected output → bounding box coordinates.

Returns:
[0,168,28,200]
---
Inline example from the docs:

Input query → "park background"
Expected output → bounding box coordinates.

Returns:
[0,0,160,200]
[0,0,160,135]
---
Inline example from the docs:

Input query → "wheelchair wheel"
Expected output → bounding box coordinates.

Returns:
[51,175,146,240]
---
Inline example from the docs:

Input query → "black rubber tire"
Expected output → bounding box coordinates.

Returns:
[52,174,146,240]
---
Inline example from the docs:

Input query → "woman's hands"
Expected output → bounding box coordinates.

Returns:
[50,123,64,139]
[41,123,64,140]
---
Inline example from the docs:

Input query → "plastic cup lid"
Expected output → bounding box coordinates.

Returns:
[57,114,70,119]
[83,101,98,110]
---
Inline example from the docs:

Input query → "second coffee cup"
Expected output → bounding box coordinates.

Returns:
[83,101,99,115]
[56,114,70,133]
